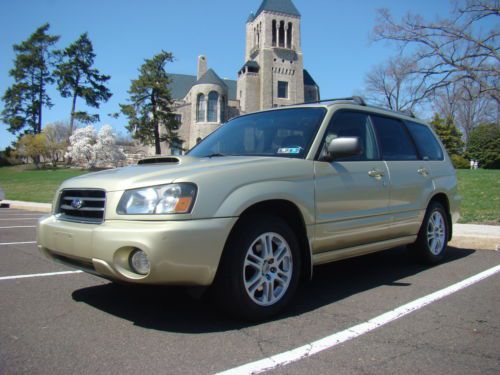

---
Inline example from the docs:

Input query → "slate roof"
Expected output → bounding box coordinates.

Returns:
[168,72,237,101]
[303,69,318,87]
[255,0,300,17]
[195,69,228,88]
[247,12,255,23]
[241,60,260,70]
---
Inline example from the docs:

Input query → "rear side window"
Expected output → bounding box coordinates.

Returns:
[406,121,444,161]
[371,115,418,161]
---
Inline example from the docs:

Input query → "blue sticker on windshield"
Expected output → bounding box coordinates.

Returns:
[278,147,301,154]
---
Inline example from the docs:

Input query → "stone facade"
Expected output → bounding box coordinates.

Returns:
[152,0,320,155]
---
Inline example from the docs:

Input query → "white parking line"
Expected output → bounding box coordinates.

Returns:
[0,270,83,281]
[0,226,36,229]
[215,264,500,375]
[0,241,37,246]
[0,214,42,216]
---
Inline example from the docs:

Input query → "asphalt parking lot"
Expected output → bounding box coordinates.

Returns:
[1,207,499,375]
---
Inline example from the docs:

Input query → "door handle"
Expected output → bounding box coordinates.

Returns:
[418,167,429,176]
[368,169,384,178]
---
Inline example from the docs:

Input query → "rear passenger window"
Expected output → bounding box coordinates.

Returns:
[406,121,444,160]
[371,115,418,161]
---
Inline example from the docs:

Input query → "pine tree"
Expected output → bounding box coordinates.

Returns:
[53,33,112,134]
[120,51,178,155]
[1,24,59,135]
[430,114,464,156]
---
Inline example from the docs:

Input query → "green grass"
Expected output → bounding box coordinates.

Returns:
[456,169,499,224]
[0,165,498,224]
[0,165,88,203]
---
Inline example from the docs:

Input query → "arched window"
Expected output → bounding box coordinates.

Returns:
[287,22,293,49]
[196,94,206,122]
[208,91,219,122]
[279,21,285,47]
[272,20,277,46]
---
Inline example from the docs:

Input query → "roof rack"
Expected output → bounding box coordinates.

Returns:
[291,96,367,107]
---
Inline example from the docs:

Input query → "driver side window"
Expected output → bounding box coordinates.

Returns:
[323,111,379,161]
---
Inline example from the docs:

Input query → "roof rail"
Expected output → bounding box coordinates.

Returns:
[290,96,367,107]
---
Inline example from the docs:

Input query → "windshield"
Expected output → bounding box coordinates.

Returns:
[188,107,326,159]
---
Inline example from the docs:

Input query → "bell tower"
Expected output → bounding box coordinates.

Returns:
[238,0,304,113]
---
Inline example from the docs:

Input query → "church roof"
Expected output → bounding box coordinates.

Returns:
[247,12,255,23]
[303,69,318,87]
[168,72,236,101]
[241,60,260,70]
[195,69,228,88]
[255,0,300,18]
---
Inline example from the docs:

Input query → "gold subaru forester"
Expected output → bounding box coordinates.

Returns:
[37,97,460,320]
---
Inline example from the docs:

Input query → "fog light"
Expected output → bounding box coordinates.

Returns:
[129,249,150,275]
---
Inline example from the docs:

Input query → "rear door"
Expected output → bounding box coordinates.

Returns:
[314,111,390,253]
[371,115,435,238]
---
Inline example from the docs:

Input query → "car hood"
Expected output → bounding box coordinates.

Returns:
[59,155,301,192]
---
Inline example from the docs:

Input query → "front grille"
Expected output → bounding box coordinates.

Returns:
[57,189,106,224]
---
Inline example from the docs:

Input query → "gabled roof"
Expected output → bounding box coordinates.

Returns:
[255,0,300,18]
[195,69,228,88]
[303,69,318,87]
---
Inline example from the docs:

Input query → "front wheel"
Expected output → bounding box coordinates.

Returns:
[213,215,301,321]
[409,202,449,264]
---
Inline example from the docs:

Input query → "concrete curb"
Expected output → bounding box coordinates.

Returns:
[1,200,52,213]
[1,200,499,250]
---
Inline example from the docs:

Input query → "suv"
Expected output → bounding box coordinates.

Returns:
[37,97,460,320]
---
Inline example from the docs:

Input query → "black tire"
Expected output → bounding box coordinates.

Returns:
[213,214,301,321]
[409,201,449,264]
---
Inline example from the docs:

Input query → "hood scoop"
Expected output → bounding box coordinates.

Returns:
[138,156,181,165]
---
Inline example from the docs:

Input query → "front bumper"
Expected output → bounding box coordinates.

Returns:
[37,215,237,286]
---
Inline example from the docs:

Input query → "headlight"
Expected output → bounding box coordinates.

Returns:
[117,183,197,215]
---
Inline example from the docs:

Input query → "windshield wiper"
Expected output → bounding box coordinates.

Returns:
[204,153,226,158]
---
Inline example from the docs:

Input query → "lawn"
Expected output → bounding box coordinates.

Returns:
[456,169,499,224]
[0,165,88,203]
[0,165,498,224]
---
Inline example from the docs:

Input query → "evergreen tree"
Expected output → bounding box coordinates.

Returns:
[120,51,178,155]
[53,33,112,134]
[1,24,59,134]
[466,123,500,169]
[430,114,464,156]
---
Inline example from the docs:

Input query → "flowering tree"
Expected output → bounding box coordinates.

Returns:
[95,125,126,167]
[66,125,97,168]
[66,124,126,169]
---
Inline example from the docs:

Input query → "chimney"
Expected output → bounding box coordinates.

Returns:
[197,55,207,80]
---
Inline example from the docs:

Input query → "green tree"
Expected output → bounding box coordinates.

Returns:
[430,114,464,156]
[120,51,178,155]
[16,133,49,168]
[53,33,112,134]
[1,23,59,135]
[466,123,500,169]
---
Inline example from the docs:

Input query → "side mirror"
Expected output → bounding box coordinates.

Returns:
[322,137,362,162]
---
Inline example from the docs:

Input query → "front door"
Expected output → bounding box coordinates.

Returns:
[314,111,390,253]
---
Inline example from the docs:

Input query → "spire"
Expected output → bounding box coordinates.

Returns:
[255,0,300,18]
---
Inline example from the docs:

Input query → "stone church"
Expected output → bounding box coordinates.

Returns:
[162,0,320,155]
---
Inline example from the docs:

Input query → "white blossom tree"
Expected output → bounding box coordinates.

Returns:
[66,124,125,169]
[66,125,98,168]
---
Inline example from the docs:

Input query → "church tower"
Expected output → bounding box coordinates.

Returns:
[238,0,311,114]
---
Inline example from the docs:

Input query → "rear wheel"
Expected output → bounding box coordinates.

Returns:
[410,201,449,264]
[214,215,301,321]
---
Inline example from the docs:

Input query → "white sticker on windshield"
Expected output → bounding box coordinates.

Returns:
[277,147,301,154]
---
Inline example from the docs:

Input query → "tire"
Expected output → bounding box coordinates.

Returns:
[213,214,301,321]
[409,201,449,264]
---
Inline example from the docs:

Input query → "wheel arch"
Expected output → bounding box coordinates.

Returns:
[428,192,453,241]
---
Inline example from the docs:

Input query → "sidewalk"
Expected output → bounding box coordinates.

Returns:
[1,199,499,250]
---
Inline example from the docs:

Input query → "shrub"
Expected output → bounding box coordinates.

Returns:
[451,154,470,169]
[466,123,500,169]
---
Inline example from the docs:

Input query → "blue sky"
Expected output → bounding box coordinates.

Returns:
[0,0,454,150]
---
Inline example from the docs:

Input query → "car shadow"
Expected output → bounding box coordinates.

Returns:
[72,246,474,333]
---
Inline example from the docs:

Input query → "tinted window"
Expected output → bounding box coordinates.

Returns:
[188,108,326,159]
[406,121,444,160]
[371,115,418,160]
[322,111,379,161]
